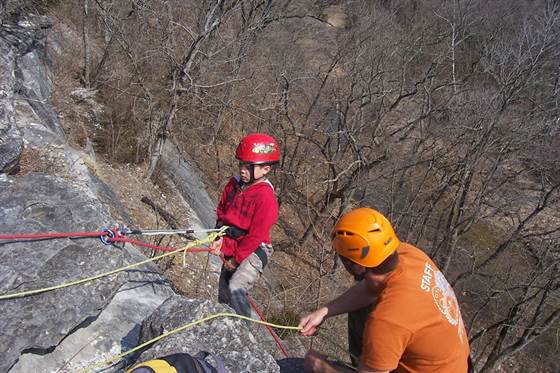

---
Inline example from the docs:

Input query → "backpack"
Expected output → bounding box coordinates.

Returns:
[127,351,226,373]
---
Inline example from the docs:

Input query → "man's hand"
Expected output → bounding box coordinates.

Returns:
[209,238,223,256]
[223,257,238,272]
[299,306,329,336]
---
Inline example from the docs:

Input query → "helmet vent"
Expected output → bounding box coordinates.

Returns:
[360,246,370,259]
[336,230,354,236]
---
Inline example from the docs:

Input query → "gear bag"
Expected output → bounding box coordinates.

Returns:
[127,351,226,373]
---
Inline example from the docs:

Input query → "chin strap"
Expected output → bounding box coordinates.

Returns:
[246,163,266,185]
[249,164,255,184]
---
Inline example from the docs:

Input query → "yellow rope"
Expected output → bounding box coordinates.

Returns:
[0,229,227,300]
[76,312,301,373]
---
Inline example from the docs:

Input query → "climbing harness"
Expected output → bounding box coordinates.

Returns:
[76,312,301,373]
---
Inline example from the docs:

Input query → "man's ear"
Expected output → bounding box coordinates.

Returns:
[261,165,272,175]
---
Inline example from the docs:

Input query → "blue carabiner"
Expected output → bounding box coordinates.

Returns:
[99,227,115,245]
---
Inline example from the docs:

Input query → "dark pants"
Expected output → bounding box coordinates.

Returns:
[347,304,374,367]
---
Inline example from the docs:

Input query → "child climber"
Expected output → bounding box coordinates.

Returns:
[209,133,280,317]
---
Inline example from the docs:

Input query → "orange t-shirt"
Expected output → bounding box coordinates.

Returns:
[361,243,470,373]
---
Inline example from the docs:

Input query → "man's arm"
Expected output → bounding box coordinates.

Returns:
[325,279,378,316]
[299,280,377,335]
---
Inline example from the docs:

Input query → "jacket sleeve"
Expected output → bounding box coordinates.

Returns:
[234,190,278,263]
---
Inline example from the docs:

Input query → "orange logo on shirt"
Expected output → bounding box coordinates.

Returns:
[421,262,466,344]
[433,271,460,326]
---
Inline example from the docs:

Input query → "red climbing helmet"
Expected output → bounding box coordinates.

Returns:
[235,133,280,165]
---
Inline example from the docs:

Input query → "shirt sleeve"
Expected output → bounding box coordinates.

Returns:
[234,189,278,263]
[361,317,412,371]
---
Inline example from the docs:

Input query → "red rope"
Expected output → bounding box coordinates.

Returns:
[0,231,108,240]
[0,231,212,255]
[247,293,290,358]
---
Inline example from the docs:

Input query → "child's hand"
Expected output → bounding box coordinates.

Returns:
[209,238,223,256]
[223,257,238,272]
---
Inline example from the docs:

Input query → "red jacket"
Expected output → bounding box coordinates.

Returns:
[216,176,278,263]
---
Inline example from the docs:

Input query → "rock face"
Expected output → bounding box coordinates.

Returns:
[132,297,280,373]
[0,173,175,373]
[0,21,23,173]
[149,138,217,229]
[0,18,173,372]
[0,16,281,373]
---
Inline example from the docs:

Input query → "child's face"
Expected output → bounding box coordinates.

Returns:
[239,162,271,183]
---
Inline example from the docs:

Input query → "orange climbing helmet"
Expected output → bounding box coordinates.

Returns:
[332,207,399,268]
[236,133,280,165]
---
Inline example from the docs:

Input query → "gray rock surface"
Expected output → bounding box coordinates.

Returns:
[0,16,62,175]
[12,246,175,373]
[0,17,173,373]
[0,21,22,174]
[0,126,22,174]
[12,17,63,139]
[150,138,216,229]
[132,296,280,373]
[70,88,104,125]
[0,173,173,373]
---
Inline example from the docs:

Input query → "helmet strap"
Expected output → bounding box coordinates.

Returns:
[249,164,256,184]
[245,163,267,185]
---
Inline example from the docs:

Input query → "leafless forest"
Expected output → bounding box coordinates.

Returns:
[4,0,559,371]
